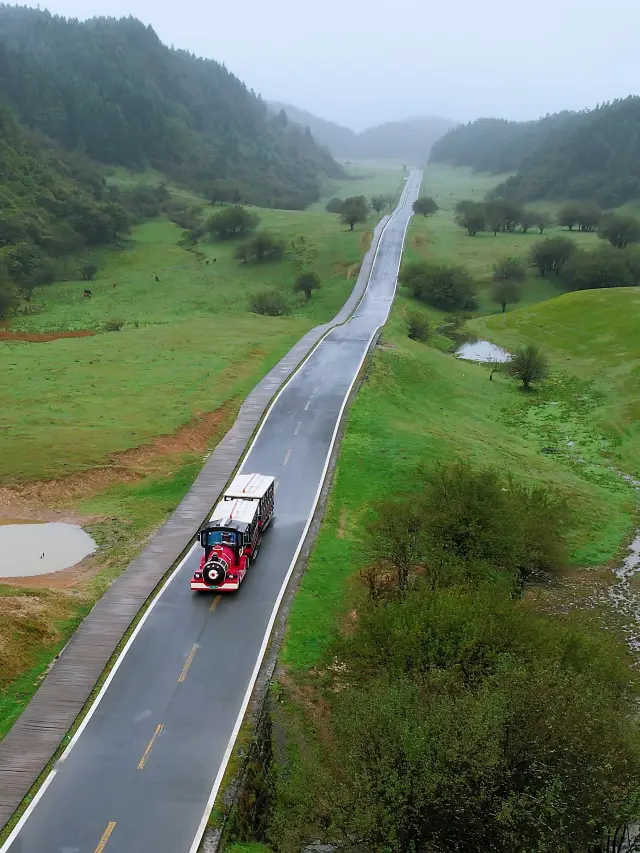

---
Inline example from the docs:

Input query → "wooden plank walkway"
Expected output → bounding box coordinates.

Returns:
[0,216,391,830]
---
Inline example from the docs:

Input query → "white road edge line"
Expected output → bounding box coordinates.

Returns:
[0,174,419,853]
[187,172,421,853]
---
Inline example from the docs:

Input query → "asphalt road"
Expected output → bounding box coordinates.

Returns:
[3,169,422,853]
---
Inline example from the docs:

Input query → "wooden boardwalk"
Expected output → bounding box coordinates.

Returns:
[0,216,391,830]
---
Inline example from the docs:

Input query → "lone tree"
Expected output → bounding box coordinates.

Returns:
[530,236,576,276]
[454,200,485,236]
[412,196,438,217]
[206,205,260,240]
[341,196,369,230]
[293,270,321,300]
[492,280,521,313]
[370,194,388,214]
[598,213,640,249]
[506,343,549,389]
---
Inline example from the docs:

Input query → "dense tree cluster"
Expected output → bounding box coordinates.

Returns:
[0,5,343,210]
[272,462,640,853]
[493,98,640,205]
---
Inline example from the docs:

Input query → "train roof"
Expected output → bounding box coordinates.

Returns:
[203,498,259,533]
[223,473,275,501]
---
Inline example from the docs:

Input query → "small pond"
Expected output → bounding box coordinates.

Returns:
[455,340,511,363]
[0,521,97,578]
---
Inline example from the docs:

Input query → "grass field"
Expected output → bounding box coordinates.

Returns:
[0,164,404,736]
[405,164,602,315]
[471,287,640,479]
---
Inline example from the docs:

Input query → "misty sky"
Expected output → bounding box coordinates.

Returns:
[17,0,640,130]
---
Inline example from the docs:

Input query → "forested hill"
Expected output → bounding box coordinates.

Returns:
[0,5,342,209]
[496,98,640,206]
[431,98,640,207]
[429,113,582,175]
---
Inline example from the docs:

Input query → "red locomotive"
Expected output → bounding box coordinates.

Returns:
[191,473,275,592]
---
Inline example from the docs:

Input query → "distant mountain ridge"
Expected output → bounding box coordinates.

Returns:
[269,101,455,164]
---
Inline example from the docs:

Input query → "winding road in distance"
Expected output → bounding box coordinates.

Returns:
[2,169,422,853]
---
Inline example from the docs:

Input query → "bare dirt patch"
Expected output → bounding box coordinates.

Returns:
[0,330,96,343]
[360,229,373,251]
[347,262,361,280]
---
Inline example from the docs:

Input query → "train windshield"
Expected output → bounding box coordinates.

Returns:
[206,530,236,546]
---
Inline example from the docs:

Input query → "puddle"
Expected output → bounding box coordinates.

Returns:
[0,522,97,578]
[455,340,511,363]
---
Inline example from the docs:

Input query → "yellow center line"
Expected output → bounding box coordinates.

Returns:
[94,821,116,853]
[178,643,200,682]
[137,724,164,770]
[209,595,221,613]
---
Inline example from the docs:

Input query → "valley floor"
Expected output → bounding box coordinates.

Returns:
[0,165,404,738]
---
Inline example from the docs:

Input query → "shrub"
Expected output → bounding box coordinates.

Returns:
[249,289,291,316]
[506,343,549,389]
[104,318,124,332]
[81,263,98,282]
[406,311,430,342]
[400,261,477,311]
[293,270,321,300]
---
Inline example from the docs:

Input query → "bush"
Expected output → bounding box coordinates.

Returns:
[506,343,549,389]
[492,255,526,283]
[104,318,124,332]
[293,270,321,300]
[81,263,98,282]
[249,289,291,316]
[406,311,430,342]
[400,261,477,311]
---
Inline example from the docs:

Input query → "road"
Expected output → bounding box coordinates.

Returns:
[2,169,422,853]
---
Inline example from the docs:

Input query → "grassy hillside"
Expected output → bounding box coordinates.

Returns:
[471,288,640,479]
[281,296,638,670]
